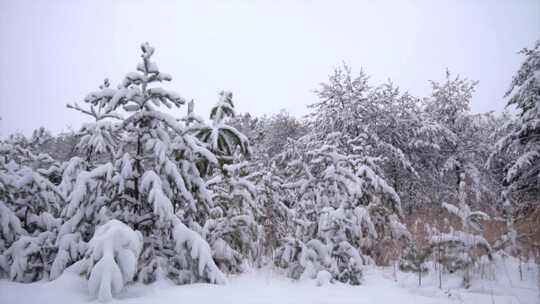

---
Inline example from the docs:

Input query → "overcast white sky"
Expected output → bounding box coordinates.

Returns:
[1,0,539,136]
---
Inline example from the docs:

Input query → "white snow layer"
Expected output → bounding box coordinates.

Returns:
[1,257,537,304]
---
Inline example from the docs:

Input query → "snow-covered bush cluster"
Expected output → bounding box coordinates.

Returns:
[0,40,539,301]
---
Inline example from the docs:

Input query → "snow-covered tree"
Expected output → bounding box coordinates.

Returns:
[52,163,114,279]
[274,130,406,284]
[311,67,420,196]
[192,91,249,169]
[187,92,263,273]
[204,160,261,273]
[0,134,63,281]
[67,78,121,165]
[255,169,294,260]
[53,43,227,289]
[490,40,540,204]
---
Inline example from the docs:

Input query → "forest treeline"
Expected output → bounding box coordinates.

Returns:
[0,41,538,301]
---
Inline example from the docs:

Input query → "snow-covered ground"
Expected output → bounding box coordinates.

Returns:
[394,255,539,304]
[1,256,538,304]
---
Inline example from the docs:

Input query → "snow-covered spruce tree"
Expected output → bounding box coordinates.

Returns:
[53,43,226,288]
[309,65,432,218]
[0,134,63,282]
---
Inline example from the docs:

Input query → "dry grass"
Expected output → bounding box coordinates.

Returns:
[402,203,540,260]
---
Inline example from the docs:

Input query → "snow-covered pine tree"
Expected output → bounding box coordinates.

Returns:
[194,91,249,161]
[228,111,306,262]
[490,40,540,206]
[52,162,114,279]
[310,66,411,256]
[53,43,226,289]
[67,78,121,166]
[204,159,261,273]
[271,66,417,284]
[500,37,540,301]
[190,92,261,273]
[422,70,503,212]
[0,132,64,282]
[234,110,306,165]
[0,154,25,278]
[489,41,540,287]
[311,66,419,213]
[255,168,294,262]
[274,130,405,285]
[52,80,126,279]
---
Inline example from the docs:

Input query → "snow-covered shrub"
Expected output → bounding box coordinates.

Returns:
[329,241,365,285]
[399,242,431,286]
[275,237,335,281]
[0,201,24,255]
[316,270,333,286]
[83,220,142,302]
[3,231,56,282]
[430,201,492,288]
[50,233,87,280]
